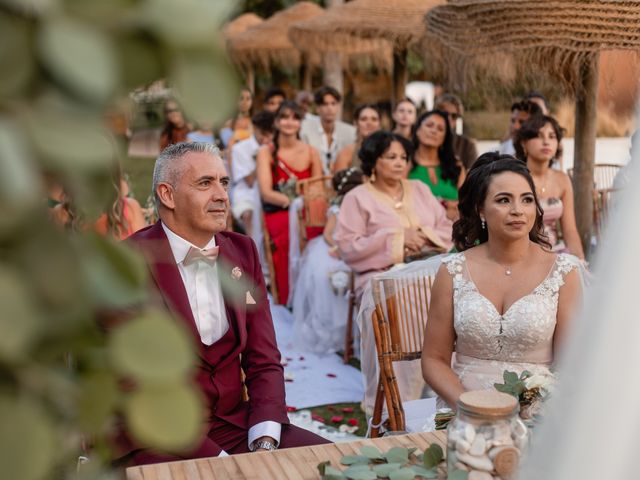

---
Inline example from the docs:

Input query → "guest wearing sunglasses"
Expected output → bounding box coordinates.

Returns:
[435,93,478,170]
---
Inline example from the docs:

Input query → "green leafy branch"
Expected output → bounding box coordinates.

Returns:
[317,443,452,480]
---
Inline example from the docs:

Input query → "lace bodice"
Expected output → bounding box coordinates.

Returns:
[443,252,579,364]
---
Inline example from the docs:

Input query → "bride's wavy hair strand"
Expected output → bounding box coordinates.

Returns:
[453,152,551,251]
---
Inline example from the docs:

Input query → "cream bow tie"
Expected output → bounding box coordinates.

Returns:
[183,246,219,266]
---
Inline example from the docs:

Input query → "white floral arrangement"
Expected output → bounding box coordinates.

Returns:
[494,370,556,422]
[329,270,350,297]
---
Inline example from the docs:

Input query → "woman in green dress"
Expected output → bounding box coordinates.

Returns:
[409,110,466,220]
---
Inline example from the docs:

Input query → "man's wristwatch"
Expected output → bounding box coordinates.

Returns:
[251,439,277,452]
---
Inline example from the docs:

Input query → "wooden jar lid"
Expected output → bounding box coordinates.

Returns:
[458,390,518,417]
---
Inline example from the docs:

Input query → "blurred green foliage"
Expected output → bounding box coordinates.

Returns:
[0,0,238,478]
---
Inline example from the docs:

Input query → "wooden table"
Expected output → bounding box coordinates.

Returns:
[126,431,448,479]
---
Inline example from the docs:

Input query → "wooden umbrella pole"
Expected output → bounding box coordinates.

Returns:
[245,66,255,93]
[573,52,599,256]
[392,48,408,104]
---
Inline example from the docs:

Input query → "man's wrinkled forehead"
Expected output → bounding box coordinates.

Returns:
[180,151,228,181]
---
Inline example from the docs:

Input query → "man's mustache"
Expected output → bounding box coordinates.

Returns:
[207,201,227,211]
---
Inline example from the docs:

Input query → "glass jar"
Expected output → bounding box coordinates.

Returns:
[447,390,528,480]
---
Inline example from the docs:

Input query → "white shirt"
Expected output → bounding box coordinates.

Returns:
[161,223,281,452]
[499,138,516,155]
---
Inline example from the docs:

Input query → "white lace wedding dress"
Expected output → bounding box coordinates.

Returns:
[443,252,582,390]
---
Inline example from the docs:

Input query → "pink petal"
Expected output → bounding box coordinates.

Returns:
[330,416,344,423]
[341,407,354,413]
[347,418,358,426]
[326,373,337,378]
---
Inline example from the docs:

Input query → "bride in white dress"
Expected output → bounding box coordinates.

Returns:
[422,153,583,408]
[292,168,364,354]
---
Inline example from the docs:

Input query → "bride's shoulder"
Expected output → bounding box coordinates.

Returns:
[554,252,584,275]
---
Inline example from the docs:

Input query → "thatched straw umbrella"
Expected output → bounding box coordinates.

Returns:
[227,2,323,90]
[223,13,264,92]
[427,0,640,252]
[289,0,445,103]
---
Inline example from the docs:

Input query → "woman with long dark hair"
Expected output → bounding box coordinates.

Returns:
[421,153,582,408]
[332,103,381,172]
[256,100,323,304]
[514,115,585,259]
[410,110,466,220]
[159,100,190,150]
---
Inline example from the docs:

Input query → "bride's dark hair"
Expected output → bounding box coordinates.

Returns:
[453,152,551,251]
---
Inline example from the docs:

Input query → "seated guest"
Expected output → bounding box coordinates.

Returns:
[262,86,286,113]
[514,115,585,258]
[391,98,417,140]
[231,111,275,241]
[499,99,542,155]
[219,87,253,149]
[295,90,317,121]
[257,101,323,304]
[159,100,190,150]
[187,120,216,144]
[292,168,364,354]
[409,110,466,221]
[334,131,453,295]
[332,104,382,172]
[300,86,356,174]
[421,153,582,408]
[434,93,478,169]
[122,142,329,465]
[525,90,550,115]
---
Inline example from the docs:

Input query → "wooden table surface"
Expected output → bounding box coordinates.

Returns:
[126,431,448,480]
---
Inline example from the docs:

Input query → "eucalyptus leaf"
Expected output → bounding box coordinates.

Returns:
[109,309,195,383]
[341,455,370,466]
[171,52,238,125]
[0,13,34,100]
[0,395,57,480]
[410,465,438,478]
[0,266,41,361]
[140,0,235,47]
[343,464,376,480]
[388,468,416,480]
[323,465,347,480]
[504,370,519,384]
[83,235,147,308]
[385,446,410,464]
[372,463,403,476]
[26,107,114,173]
[422,444,444,469]
[77,372,120,434]
[318,461,331,475]
[125,381,202,451]
[116,33,163,90]
[448,470,469,480]
[0,119,40,207]
[38,15,117,102]
[360,445,383,460]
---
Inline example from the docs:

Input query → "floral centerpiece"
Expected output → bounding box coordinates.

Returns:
[494,370,555,423]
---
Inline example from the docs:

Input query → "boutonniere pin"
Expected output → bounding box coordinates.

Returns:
[231,266,242,280]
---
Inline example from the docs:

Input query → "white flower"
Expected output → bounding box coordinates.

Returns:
[524,374,555,394]
[330,270,350,296]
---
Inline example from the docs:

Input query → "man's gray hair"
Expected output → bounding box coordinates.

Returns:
[152,142,222,206]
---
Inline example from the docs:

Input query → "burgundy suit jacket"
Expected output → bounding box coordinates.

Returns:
[129,222,289,432]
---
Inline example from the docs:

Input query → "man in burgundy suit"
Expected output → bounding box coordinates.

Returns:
[124,142,329,464]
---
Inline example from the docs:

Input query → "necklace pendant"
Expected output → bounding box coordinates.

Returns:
[394,201,403,209]
[505,267,512,276]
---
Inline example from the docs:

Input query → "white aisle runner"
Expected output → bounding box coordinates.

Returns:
[269,303,364,409]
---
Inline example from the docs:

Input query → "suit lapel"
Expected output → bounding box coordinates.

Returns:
[138,223,202,343]
[215,233,247,353]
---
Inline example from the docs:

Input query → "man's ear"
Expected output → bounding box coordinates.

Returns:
[156,183,175,210]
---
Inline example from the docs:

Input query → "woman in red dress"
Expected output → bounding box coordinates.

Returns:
[257,101,323,304]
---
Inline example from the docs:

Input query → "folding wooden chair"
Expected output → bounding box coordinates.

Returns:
[295,175,334,252]
[370,272,434,437]
[342,271,357,363]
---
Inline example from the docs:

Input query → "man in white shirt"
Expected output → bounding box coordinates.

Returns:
[300,86,356,173]
[499,100,543,155]
[125,142,328,465]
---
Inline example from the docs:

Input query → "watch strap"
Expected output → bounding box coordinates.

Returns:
[251,439,277,452]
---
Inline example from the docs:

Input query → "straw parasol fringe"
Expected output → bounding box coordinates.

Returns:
[228,2,324,71]
[223,13,263,40]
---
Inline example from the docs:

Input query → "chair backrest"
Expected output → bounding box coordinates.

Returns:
[593,164,622,190]
[567,163,622,190]
[372,272,434,362]
[296,175,334,251]
[296,175,334,228]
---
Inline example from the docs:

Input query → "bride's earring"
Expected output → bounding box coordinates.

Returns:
[481,218,486,230]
